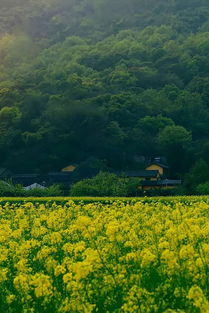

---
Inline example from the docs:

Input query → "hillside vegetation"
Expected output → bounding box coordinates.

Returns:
[1,0,209,178]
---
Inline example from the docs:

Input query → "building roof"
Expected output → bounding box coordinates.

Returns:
[24,183,46,190]
[146,162,169,169]
[61,165,77,172]
[141,179,181,187]
[118,170,159,178]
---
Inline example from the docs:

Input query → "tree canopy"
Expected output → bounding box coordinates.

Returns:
[0,0,209,178]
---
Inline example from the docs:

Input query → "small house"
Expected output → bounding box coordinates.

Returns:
[146,158,169,177]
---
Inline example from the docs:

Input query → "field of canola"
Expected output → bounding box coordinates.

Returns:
[1,198,209,312]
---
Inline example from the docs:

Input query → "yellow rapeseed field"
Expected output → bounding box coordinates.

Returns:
[1,198,209,312]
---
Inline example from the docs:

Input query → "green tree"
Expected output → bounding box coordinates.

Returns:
[70,172,139,196]
[157,125,192,175]
[184,159,209,193]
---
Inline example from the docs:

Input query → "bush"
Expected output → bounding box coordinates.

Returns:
[0,181,26,197]
[196,181,209,195]
[25,185,63,197]
[70,172,140,197]
[183,159,209,193]
[0,182,63,197]
[125,177,142,196]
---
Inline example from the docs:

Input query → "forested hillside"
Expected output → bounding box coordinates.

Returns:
[1,0,209,178]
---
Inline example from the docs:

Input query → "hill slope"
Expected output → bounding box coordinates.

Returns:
[1,0,209,178]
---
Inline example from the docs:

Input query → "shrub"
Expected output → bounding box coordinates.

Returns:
[184,159,209,193]
[25,185,63,197]
[0,182,63,197]
[0,181,26,197]
[196,181,209,195]
[70,172,140,196]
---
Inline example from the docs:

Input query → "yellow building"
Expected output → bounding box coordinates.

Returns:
[140,159,181,190]
[146,162,169,177]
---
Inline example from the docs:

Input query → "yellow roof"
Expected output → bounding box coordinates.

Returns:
[61,165,76,172]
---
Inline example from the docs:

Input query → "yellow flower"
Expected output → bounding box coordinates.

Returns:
[141,248,156,267]
[3,197,209,312]
[58,298,71,312]
[44,257,58,273]
[188,285,209,312]
[63,272,73,284]
[0,268,8,283]
[13,274,30,293]
[6,294,16,304]
[179,245,195,260]
[73,241,86,256]
[15,258,32,273]
[72,261,92,280]
[161,249,178,273]
[36,246,57,260]
[49,232,62,245]
[31,273,53,298]
[0,247,8,263]
[54,265,66,276]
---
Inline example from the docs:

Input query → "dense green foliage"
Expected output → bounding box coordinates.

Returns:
[1,0,209,179]
[0,181,62,197]
[70,172,139,196]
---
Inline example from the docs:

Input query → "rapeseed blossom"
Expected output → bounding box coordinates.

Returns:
[0,198,209,312]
